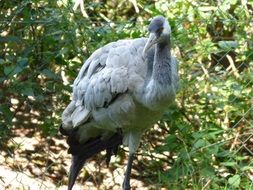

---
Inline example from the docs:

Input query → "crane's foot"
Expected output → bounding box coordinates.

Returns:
[122,179,131,190]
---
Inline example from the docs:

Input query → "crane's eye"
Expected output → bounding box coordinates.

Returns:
[156,27,163,36]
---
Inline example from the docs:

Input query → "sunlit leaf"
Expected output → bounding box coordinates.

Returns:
[221,162,237,167]
[228,174,240,188]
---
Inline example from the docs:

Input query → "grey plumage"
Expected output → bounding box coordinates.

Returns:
[61,15,179,190]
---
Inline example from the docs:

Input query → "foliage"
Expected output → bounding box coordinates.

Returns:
[0,0,252,189]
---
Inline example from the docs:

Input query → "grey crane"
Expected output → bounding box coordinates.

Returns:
[60,15,179,190]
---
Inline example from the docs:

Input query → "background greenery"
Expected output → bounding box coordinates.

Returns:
[0,0,252,189]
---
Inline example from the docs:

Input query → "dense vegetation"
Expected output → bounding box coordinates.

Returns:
[0,0,252,189]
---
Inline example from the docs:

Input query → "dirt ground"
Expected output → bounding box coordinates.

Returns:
[0,127,150,190]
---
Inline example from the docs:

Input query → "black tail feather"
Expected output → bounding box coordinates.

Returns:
[105,145,119,167]
[66,130,123,190]
[59,124,73,136]
[68,155,87,190]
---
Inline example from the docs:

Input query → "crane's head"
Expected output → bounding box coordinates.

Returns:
[143,15,171,55]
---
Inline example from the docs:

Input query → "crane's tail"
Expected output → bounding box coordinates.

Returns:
[60,125,123,190]
[68,155,86,190]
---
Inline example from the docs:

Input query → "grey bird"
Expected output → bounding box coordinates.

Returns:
[60,15,179,190]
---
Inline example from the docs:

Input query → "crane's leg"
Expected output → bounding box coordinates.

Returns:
[122,153,134,190]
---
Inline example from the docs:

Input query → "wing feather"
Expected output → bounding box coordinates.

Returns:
[61,38,148,131]
[86,59,100,78]
[71,106,90,127]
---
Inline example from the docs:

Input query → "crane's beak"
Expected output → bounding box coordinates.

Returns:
[142,33,158,56]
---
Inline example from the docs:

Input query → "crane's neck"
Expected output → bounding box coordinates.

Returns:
[152,38,171,85]
[141,37,175,110]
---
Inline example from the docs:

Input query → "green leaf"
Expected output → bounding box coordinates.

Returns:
[0,36,20,42]
[193,139,207,149]
[0,59,5,64]
[228,174,240,188]
[14,66,23,75]
[4,65,15,76]
[221,162,237,167]
[0,105,14,123]
[217,150,230,157]
[17,57,28,68]
[207,145,219,155]
[241,166,253,171]
[4,64,24,76]
[192,131,205,139]
[21,87,34,97]
[200,165,215,177]
[166,134,177,144]
[41,69,59,79]
[218,41,238,50]
[179,149,189,159]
